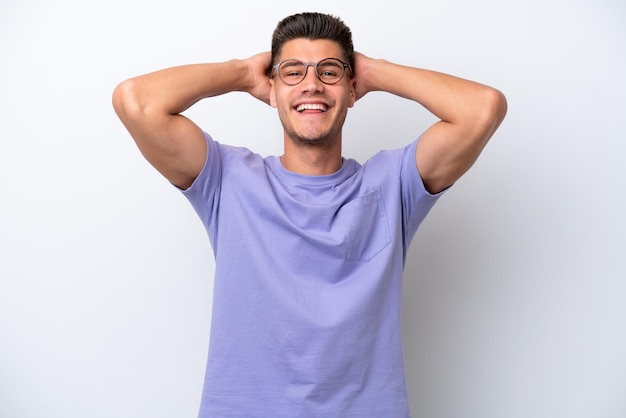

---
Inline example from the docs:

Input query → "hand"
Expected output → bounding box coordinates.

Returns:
[244,52,273,105]
[351,52,375,101]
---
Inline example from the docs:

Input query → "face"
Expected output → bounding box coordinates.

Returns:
[270,38,356,148]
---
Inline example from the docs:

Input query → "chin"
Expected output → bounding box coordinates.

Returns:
[287,129,337,148]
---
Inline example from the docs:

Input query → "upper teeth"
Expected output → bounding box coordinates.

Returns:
[297,103,327,112]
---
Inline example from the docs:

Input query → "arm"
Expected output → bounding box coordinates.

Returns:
[112,53,272,189]
[352,53,507,194]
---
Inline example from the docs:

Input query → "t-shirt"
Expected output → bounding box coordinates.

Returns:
[182,132,444,418]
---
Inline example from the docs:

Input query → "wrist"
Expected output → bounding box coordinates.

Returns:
[362,58,391,93]
[224,59,254,92]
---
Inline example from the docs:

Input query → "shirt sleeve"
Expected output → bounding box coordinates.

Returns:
[398,137,448,243]
[180,132,222,240]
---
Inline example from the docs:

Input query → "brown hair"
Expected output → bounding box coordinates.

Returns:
[271,12,354,72]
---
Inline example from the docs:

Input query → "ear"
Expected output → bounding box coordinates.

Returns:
[348,79,356,108]
[269,79,277,108]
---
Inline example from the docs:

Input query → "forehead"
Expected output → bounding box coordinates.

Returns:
[278,38,345,62]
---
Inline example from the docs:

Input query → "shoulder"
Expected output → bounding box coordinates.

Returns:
[362,138,447,204]
[203,132,265,172]
[361,140,419,179]
[181,132,262,194]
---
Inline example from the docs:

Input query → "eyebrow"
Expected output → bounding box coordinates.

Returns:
[280,60,302,67]
[280,58,344,65]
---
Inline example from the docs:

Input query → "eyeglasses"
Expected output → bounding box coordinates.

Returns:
[272,58,352,86]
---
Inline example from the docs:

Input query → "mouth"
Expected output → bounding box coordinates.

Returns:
[296,103,328,113]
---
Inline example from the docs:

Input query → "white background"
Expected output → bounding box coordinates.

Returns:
[1,0,625,417]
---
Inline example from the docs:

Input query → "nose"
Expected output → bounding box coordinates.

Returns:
[300,63,323,90]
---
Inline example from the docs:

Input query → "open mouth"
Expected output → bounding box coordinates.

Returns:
[296,103,328,113]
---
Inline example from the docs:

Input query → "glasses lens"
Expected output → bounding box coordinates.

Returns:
[317,59,345,84]
[278,60,306,85]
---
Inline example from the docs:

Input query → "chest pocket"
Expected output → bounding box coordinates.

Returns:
[338,190,391,261]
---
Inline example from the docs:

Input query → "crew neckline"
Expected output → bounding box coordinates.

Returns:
[266,155,357,187]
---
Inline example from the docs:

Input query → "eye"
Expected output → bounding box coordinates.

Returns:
[320,69,340,77]
[284,69,303,77]
[279,61,305,79]
[317,60,344,80]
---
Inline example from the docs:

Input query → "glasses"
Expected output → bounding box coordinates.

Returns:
[272,58,352,86]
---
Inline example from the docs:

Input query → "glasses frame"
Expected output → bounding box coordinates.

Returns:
[272,58,352,86]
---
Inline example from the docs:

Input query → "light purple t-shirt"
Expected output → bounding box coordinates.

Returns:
[182,132,443,418]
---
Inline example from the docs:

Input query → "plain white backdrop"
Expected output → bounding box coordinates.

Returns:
[1,0,625,417]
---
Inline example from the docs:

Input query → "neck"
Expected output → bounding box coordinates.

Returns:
[280,138,343,175]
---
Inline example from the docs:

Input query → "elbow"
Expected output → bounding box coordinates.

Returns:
[484,87,508,131]
[112,78,144,123]
[470,87,507,142]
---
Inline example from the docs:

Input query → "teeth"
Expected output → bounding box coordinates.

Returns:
[297,103,327,112]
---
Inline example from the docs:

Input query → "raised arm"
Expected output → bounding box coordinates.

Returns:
[353,53,507,194]
[112,53,272,189]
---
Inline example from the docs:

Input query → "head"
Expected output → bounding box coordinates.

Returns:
[269,13,356,152]
[271,12,354,74]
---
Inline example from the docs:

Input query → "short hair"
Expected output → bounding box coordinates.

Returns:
[271,12,354,73]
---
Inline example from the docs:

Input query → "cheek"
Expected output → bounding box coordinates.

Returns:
[340,89,355,109]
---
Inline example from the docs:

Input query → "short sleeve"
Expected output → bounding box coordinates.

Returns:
[180,132,222,236]
[398,138,448,243]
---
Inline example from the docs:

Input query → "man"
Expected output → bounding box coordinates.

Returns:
[113,12,506,418]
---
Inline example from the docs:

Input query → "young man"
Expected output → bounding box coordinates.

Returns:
[113,12,506,418]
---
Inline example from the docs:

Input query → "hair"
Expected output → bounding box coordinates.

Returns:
[271,12,354,73]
